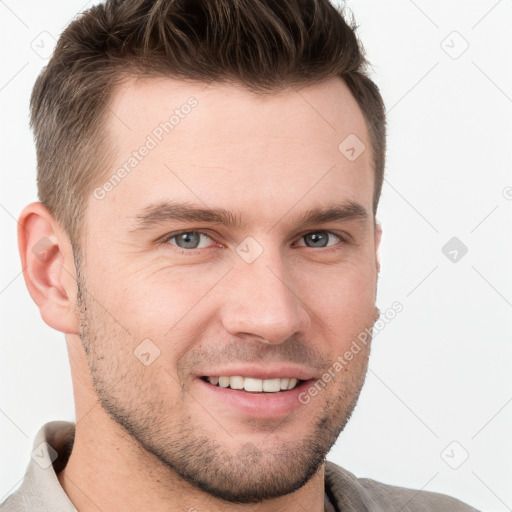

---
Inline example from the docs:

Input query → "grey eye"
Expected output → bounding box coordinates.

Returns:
[303,232,331,248]
[172,232,204,249]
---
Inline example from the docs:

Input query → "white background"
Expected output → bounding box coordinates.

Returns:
[1,1,511,510]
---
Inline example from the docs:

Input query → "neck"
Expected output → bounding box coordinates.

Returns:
[58,410,326,512]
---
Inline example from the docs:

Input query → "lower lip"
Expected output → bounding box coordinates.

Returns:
[196,378,313,419]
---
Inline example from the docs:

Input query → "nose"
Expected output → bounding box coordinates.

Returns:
[219,253,311,345]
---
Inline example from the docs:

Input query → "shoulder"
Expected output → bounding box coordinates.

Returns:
[325,461,481,512]
[0,421,76,512]
[0,493,25,512]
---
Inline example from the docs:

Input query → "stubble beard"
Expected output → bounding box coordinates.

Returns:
[74,263,372,504]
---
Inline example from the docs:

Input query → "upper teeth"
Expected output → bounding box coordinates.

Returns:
[206,376,300,392]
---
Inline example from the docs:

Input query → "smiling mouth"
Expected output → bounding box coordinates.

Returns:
[201,376,304,393]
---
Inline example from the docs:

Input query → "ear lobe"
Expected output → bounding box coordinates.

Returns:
[374,219,382,274]
[18,202,79,334]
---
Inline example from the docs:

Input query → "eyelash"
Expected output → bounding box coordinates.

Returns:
[159,230,350,255]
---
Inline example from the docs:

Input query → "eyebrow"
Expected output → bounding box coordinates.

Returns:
[129,200,369,232]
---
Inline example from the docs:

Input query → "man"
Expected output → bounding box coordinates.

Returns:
[1,0,479,510]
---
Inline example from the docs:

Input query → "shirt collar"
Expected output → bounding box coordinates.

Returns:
[5,421,364,512]
[8,421,77,512]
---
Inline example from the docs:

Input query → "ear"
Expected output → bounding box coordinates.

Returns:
[18,202,79,334]
[374,218,382,274]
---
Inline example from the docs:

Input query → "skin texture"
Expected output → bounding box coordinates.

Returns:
[18,76,382,512]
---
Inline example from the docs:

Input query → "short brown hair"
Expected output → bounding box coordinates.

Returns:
[31,0,386,247]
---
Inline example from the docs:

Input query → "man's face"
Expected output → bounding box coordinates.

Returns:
[76,77,380,503]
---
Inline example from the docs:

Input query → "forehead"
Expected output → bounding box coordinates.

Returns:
[93,77,373,230]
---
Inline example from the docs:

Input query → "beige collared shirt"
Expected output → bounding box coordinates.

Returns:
[0,422,480,511]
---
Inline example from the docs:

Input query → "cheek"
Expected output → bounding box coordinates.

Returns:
[86,263,229,369]
[296,259,376,322]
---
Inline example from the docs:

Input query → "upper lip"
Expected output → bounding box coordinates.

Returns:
[198,365,315,381]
